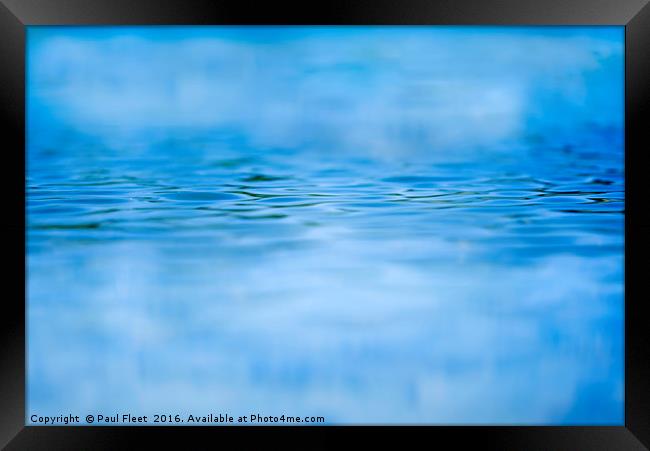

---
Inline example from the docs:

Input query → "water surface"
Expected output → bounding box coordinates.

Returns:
[27,26,624,424]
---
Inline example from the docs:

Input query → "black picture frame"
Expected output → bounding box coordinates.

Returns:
[1,0,648,449]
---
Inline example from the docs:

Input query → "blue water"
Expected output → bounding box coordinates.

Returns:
[27,26,624,424]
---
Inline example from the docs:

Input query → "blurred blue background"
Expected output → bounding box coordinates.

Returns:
[27,26,624,424]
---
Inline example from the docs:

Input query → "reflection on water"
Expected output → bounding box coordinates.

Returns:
[27,26,623,424]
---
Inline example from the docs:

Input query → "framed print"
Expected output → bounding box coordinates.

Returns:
[1,0,649,449]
